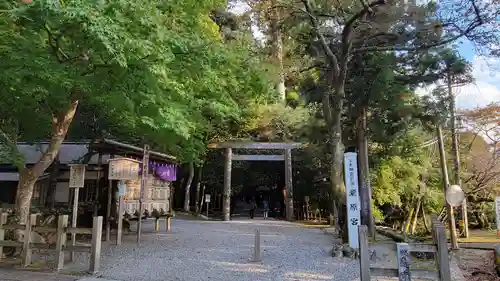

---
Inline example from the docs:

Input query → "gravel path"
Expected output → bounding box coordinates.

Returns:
[73,218,358,281]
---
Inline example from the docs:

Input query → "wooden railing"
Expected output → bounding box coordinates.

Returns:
[293,201,330,222]
[359,219,451,281]
[0,213,102,273]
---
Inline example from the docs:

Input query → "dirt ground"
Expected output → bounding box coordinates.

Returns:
[456,248,500,281]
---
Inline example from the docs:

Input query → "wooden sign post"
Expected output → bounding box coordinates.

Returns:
[137,145,150,243]
[108,157,140,245]
[205,194,211,218]
[68,164,86,261]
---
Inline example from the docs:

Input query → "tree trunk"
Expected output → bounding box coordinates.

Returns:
[172,178,184,212]
[403,204,415,234]
[194,165,203,214]
[474,210,489,229]
[270,0,286,101]
[422,207,430,233]
[183,162,194,212]
[357,107,374,237]
[15,100,79,224]
[411,198,421,234]
[45,153,61,208]
[199,184,206,214]
[478,203,490,228]
[327,88,346,240]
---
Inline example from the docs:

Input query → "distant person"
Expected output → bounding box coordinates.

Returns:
[249,198,257,219]
[263,198,269,219]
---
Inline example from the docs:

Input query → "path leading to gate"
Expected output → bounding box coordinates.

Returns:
[90,218,359,281]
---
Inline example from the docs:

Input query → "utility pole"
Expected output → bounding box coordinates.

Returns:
[436,124,459,249]
[447,71,469,238]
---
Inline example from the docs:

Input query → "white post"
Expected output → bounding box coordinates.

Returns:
[205,194,211,218]
[344,152,361,249]
[90,216,103,274]
[253,229,261,262]
[116,181,125,245]
[68,164,85,261]
[70,187,79,261]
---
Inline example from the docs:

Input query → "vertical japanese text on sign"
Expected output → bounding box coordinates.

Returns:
[344,152,361,249]
[69,164,86,188]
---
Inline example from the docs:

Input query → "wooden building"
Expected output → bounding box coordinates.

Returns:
[0,139,176,227]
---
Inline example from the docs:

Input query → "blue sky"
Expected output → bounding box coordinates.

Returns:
[423,41,500,109]
[231,3,500,110]
[432,39,500,109]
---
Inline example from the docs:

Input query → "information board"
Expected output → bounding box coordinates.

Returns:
[108,158,140,180]
[69,164,86,188]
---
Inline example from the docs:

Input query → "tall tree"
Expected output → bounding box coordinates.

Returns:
[0,0,273,223]
[278,0,497,239]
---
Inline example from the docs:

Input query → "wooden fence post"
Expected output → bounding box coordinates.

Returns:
[116,195,124,245]
[90,216,103,274]
[435,225,451,281]
[358,225,371,281]
[22,214,37,267]
[0,213,7,260]
[55,215,68,271]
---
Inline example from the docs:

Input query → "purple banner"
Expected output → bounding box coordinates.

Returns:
[137,162,177,182]
[155,165,177,181]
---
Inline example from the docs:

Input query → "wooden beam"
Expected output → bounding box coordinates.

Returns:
[232,154,285,161]
[284,149,294,221]
[223,148,232,221]
[208,142,301,149]
[93,138,176,162]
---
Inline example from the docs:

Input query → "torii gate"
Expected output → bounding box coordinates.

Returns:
[208,142,302,221]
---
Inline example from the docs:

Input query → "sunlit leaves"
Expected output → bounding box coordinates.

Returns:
[0,0,275,165]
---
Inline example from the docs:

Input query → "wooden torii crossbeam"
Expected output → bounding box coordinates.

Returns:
[207,142,302,221]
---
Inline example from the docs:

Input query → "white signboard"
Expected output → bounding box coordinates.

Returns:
[495,196,500,237]
[108,158,140,180]
[69,164,86,188]
[118,181,126,197]
[344,152,361,249]
[205,194,211,203]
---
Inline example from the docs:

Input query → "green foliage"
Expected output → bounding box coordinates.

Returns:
[0,0,275,165]
[242,103,316,142]
[372,156,420,206]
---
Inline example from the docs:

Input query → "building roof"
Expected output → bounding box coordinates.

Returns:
[16,142,109,165]
[10,139,176,166]
[91,138,176,163]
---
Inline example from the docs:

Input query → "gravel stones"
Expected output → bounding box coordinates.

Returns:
[76,219,360,281]
[331,244,359,259]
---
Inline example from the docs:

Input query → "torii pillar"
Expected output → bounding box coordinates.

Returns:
[209,142,301,221]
